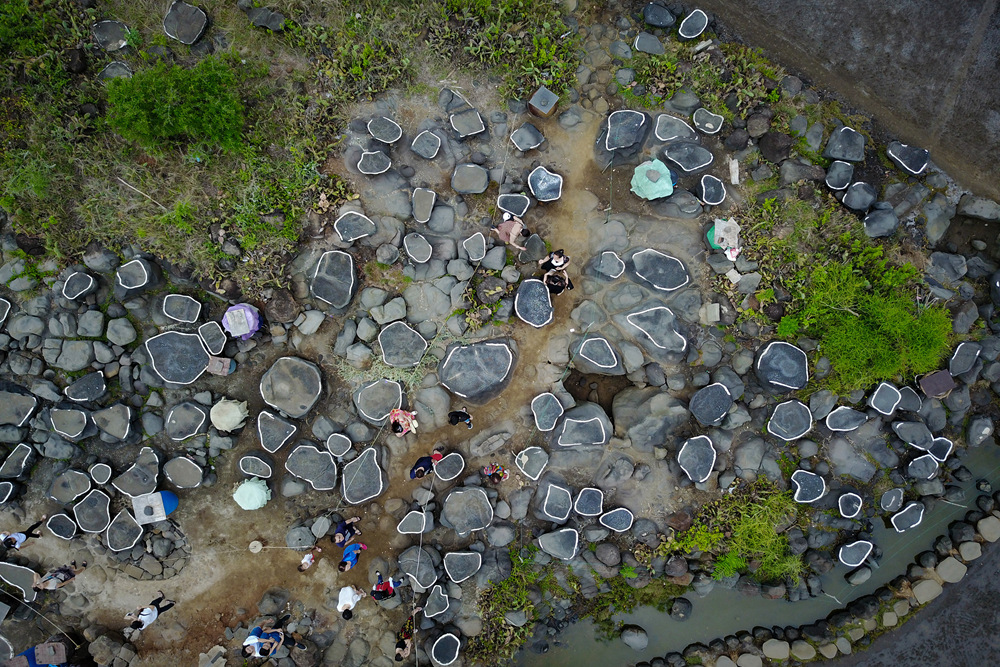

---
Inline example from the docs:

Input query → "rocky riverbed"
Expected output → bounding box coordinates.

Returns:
[2,2,1000,667]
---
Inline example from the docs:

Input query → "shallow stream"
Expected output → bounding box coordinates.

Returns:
[519,444,1000,667]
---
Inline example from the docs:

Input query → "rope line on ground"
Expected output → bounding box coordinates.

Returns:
[0,587,82,648]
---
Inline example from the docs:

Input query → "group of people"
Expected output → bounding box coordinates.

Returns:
[491,212,574,296]
[390,406,473,438]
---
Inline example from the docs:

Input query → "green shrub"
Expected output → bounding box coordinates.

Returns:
[107,56,244,152]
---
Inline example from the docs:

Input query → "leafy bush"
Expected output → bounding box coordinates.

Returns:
[107,57,244,152]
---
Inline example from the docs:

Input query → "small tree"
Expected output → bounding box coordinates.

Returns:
[107,56,244,153]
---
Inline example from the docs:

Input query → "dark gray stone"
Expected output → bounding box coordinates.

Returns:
[285,444,338,490]
[891,502,924,532]
[868,382,901,415]
[367,116,402,143]
[450,108,485,137]
[357,151,391,175]
[341,447,384,504]
[0,386,37,427]
[767,400,813,440]
[259,357,322,418]
[112,446,158,497]
[92,19,128,50]
[515,279,553,328]
[949,342,981,376]
[424,584,450,618]
[843,182,877,211]
[838,540,873,567]
[692,107,724,134]
[145,331,209,385]
[48,469,91,503]
[791,470,826,503]
[574,336,623,375]
[887,140,929,175]
[163,0,207,44]
[528,166,563,202]
[634,32,664,55]
[540,482,573,521]
[908,454,938,480]
[442,487,493,536]
[62,271,96,300]
[662,141,714,174]
[825,160,854,190]
[531,393,564,432]
[431,634,461,666]
[514,446,548,480]
[600,507,635,532]
[497,194,530,217]
[823,126,865,162]
[398,545,438,588]
[629,248,690,292]
[73,489,111,533]
[643,2,676,27]
[538,527,579,560]
[880,488,904,512]
[864,206,899,237]
[654,114,696,142]
[438,339,517,404]
[239,453,273,478]
[444,551,482,583]
[689,383,732,426]
[678,8,708,38]
[511,123,544,151]
[411,130,441,159]
[106,510,143,551]
[463,232,487,262]
[697,174,726,205]
[605,110,647,150]
[892,421,933,450]
[552,402,612,447]
[838,493,863,518]
[574,487,604,516]
[64,372,106,403]
[311,250,356,308]
[825,406,867,432]
[257,411,296,453]
[678,435,716,483]
[756,341,809,392]
[379,321,426,367]
[434,452,465,481]
[353,379,402,424]
[46,513,77,539]
[334,211,376,242]
[452,163,489,194]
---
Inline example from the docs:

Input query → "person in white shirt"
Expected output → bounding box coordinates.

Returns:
[1,515,47,551]
[298,546,322,572]
[337,585,365,620]
[125,591,175,630]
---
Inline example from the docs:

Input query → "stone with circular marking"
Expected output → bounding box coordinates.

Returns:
[692,107,724,134]
[164,457,203,488]
[574,487,604,516]
[600,507,634,532]
[678,9,708,38]
[311,250,356,308]
[767,399,813,441]
[438,339,517,404]
[826,406,867,432]
[451,163,489,194]
[46,513,77,540]
[341,447,384,504]
[678,435,716,483]
[259,357,321,418]
[146,331,210,385]
[411,130,441,159]
[257,410,296,452]
[112,447,159,497]
[629,248,690,292]
[285,443,338,490]
[442,486,494,536]
[689,383,732,426]
[825,160,853,190]
[444,551,481,583]
[891,502,924,532]
[880,488,904,512]
[527,166,563,202]
[431,633,461,666]
[511,123,544,151]
[756,341,809,392]
[367,116,402,143]
[663,141,714,174]
[49,470,91,504]
[0,443,33,479]
[514,278,553,328]
[334,211,376,242]
[838,492,863,518]
[398,544,439,588]
[450,108,485,137]
[791,469,825,503]
[404,233,433,264]
[868,382,901,415]
[74,489,112,533]
[62,271,96,300]
[497,193,530,217]
[106,510,143,552]
[605,110,647,150]
[357,151,391,175]
[531,393,564,432]
[538,527,579,560]
[352,379,402,425]
[514,447,549,480]
[163,0,208,45]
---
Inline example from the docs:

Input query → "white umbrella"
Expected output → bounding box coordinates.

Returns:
[233,477,271,510]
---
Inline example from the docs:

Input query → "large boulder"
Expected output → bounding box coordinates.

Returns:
[612,387,688,452]
[438,339,517,404]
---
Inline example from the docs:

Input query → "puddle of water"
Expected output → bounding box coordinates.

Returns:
[519,443,1000,667]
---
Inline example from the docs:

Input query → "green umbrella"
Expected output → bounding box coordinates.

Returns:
[233,477,271,510]
[630,159,675,200]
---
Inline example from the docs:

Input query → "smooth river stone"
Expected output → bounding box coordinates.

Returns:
[352,379,402,424]
[553,402,612,447]
[527,166,563,202]
[949,341,981,376]
[257,410,297,452]
[575,336,622,374]
[826,406,868,432]
[49,470,91,504]
[162,293,201,323]
[662,141,714,174]
[497,193,530,217]
[334,211,376,242]
[431,633,461,666]
[398,545,438,588]
[0,386,37,426]
[62,271,96,300]
[887,140,929,175]
[444,551,482,583]
[424,584,450,618]
[823,126,866,162]
[592,251,626,279]
[0,562,37,602]
[438,340,517,404]
[434,452,465,481]
[311,250,356,308]
[689,383,732,426]
[73,489,111,533]
[326,433,352,457]
[630,248,690,291]
[843,182,877,211]
[341,447,384,504]
[98,61,132,80]
[259,356,322,418]
[403,233,433,264]
[146,331,210,385]
[65,372,106,402]
[767,400,813,441]
[678,435,716,483]
[907,454,938,480]
[697,174,726,205]
[92,19,128,50]
[511,122,544,151]
[463,232,487,262]
[89,463,112,485]
[892,421,933,450]
[605,110,646,150]
[239,453,273,478]
[677,8,708,38]
[285,444,338,490]
[791,470,826,503]
[47,513,78,540]
[868,382,901,415]
[163,0,208,45]
[452,164,489,194]
[0,480,15,504]
[515,446,549,481]
[891,502,924,532]
[163,457,203,488]
[825,160,854,190]
[574,487,604,516]
[538,527,579,560]
[51,408,88,439]
[541,483,573,521]
[357,150,391,175]
[197,321,226,355]
[367,116,402,143]
[411,130,441,159]
[692,107,723,134]
[838,540,873,567]
[531,393,564,432]
[654,114,697,142]
[412,188,436,224]
[929,437,953,462]
[756,341,809,392]
[600,507,634,532]
[112,447,159,497]
[838,492,863,518]
[106,510,143,552]
[880,488,904,512]
[165,401,208,441]
[515,278,553,328]
[379,321,427,367]
[0,443,33,479]
[450,108,485,137]
[622,305,687,354]
[442,487,494,536]
[93,403,132,440]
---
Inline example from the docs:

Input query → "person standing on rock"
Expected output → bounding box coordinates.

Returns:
[32,560,87,591]
[125,591,175,630]
[448,407,474,429]
[482,462,510,484]
[337,585,365,620]
[409,447,445,479]
[332,516,363,547]
[370,570,404,601]
[298,546,322,572]
[338,542,367,572]
[538,249,570,272]
[1,514,47,551]
[394,607,423,662]
[389,408,418,437]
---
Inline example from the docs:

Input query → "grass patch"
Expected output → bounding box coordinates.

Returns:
[426,0,579,98]
[580,576,689,639]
